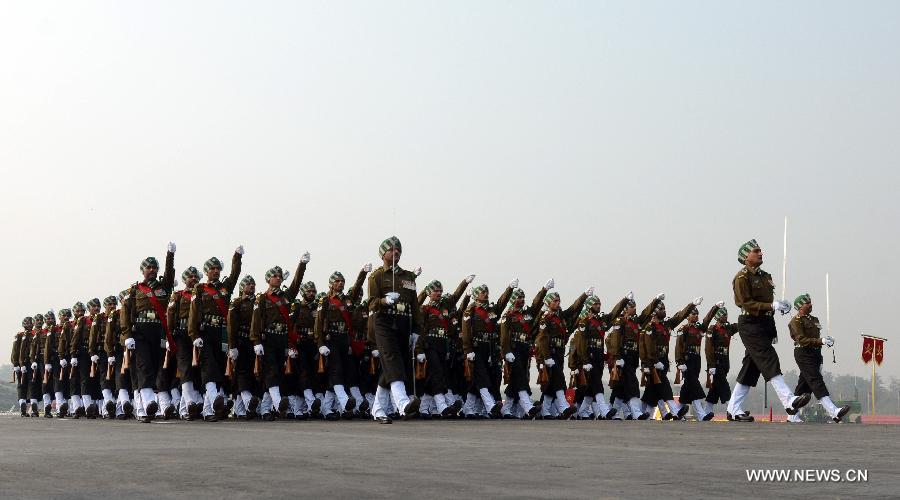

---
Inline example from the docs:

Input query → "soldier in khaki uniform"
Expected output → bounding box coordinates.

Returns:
[414,274,473,418]
[249,254,308,420]
[42,309,67,417]
[88,296,118,417]
[24,313,44,417]
[227,275,258,419]
[367,236,423,423]
[606,293,654,419]
[315,270,361,420]
[786,294,850,423]
[461,282,514,418]
[727,239,810,422]
[105,291,135,419]
[499,280,550,419]
[69,300,101,418]
[120,243,176,423]
[639,295,698,420]
[350,294,376,416]
[673,301,715,421]
[568,294,623,420]
[291,281,322,418]
[534,287,590,419]
[168,266,202,419]
[13,317,34,416]
[703,304,736,418]
[188,246,243,421]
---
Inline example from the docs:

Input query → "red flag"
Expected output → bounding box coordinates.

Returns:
[874,338,885,366]
[862,337,874,364]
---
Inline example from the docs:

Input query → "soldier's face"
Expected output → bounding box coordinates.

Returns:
[800,303,812,315]
[746,247,763,266]
[24,320,33,329]
[514,297,525,308]
[331,279,345,293]
[207,267,222,281]
[476,291,489,302]
[429,289,443,302]
[655,308,666,320]
[303,290,315,301]
[143,266,158,280]
[268,276,283,288]
[548,299,561,310]
[382,248,401,266]
[591,303,602,313]
[185,276,198,288]
[89,305,100,315]
[626,305,636,316]
[688,312,699,323]
[105,304,116,314]
[716,316,727,324]
[74,309,84,318]
[242,283,256,296]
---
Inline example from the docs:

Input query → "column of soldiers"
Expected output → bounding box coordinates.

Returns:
[9,237,851,424]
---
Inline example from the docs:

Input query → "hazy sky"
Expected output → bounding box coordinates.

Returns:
[1,2,898,381]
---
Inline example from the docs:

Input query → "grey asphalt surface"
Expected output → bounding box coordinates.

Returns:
[1,416,896,499]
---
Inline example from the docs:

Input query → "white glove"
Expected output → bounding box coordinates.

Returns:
[693,296,703,306]
[615,359,625,367]
[384,292,400,305]
[45,363,53,371]
[165,340,171,351]
[363,263,372,273]
[288,348,298,359]
[505,352,515,363]
[642,367,650,373]
[709,367,716,375]
[583,363,593,372]
[466,352,475,361]
[107,356,116,364]
[508,278,518,288]
[282,271,291,281]
[193,338,203,348]
[372,350,380,358]
[235,245,244,255]
[656,293,665,301]
[300,252,310,264]
[544,278,555,290]
[253,344,264,356]
[414,266,422,276]
[416,353,426,363]
[60,359,68,368]
[571,369,579,376]
[167,241,176,253]
[824,336,834,347]
[125,338,135,350]
[715,300,725,308]
[228,348,239,360]
[544,358,555,368]
[678,364,687,372]
[31,362,38,369]
[653,362,664,370]
[465,274,476,284]
[70,358,78,367]
[13,366,20,373]
[626,291,634,301]
[90,355,99,363]
[319,346,330,356]
[585,286,594,296]
[772,300,791,314]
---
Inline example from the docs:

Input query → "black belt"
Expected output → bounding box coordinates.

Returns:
[427,328,448,339]
[201,315,225,328]
[549,337,565,348]
[686,346,700,355]
[512,332,528,344]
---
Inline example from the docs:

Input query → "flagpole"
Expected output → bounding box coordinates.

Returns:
[781,217,788,300]
[872,360,876,415]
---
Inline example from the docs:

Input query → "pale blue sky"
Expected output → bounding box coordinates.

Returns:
[1,1,898,379]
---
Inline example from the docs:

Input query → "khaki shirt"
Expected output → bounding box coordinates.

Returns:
[103,309,122,355]
[367,264,424,333]
[534,292,588,363]
[733,265,775,316]
[704,322,737,368]
[789,314,823,348]
[227,296,254,349]
[120,251,176,337]
[167,290,193,332]
[19,330,34,366]
[460,287,514,355]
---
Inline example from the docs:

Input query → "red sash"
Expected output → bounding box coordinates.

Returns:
[424,305,450,330]
[329,295,354,334]
[473,306,495,333]
[178,290,192,301]
[588,317,605,341]
[265,293,297,344]
[202,284,229,317]
[137,283,176,353]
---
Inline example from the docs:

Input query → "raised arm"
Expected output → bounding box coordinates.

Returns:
[448,277,469,307]
[162,249,175,291]
[563,292,589,324]
[664,302,695,330]
[701,305,718,332]
[285,260,307,302]
[222,250,243,296]
[350,267,368,304]
[492,286,514,316]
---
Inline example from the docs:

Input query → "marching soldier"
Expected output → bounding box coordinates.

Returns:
[24,313,45,417]
[69,299,101,418]
[534,286,591,419]
[339,267,370,417]
[227,275,258,419]
[314,270,361,420]
[13,317,34,416]
[787,294,850,423]
[499,280,550,419]
[367,236,423,423]
[168,267,202,419]
[606,292,651,420]
[568,294,620,420]
[59,306,82,417]
[674,300,715,421]
[461,281,515,418]
[639,295,698,420]
[703,303,736,419]
[188,246,244,421]
[414,274,473,418]
[292,281,322,418]
[120,242,177,423]
[249,253,308,420]
[105,291,134,419]
[88,296,118,417]
[40,310,64,417]
[727,239,810,422]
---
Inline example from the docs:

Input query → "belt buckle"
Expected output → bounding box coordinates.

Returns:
[146,311,156,320]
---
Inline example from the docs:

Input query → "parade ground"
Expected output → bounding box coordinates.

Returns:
[1,416,896,499]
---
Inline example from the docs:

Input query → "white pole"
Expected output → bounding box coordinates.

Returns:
[781,216,788,301]
[826,273,831,338]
